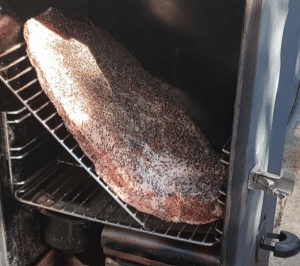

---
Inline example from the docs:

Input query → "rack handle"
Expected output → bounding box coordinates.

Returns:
[260,231,300,258]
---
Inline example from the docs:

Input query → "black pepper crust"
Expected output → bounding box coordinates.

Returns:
[24,7,227,225]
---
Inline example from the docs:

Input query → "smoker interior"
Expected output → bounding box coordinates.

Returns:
[0,1,244,265]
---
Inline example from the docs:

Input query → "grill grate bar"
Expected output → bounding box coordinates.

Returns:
[7,66,34,82]
[7,112,31,123]
[61,133,72,142]
[94,200,114,219]
[0,55,27,72]
[218,199,225,206]
[43,112,57,123]
[0,42,25,58]
[215,220,223,235]
[33,101,50,113]
[29,166,72,204]
[143,214,150,224]
[48,177,87,209]
[164,223,174,235]
[16,163,58,193]
[71,143,79,151]
[72,186,101,214]
[152,220,162,233]
[57,159,82,167]
[219,190,226,196]
[177,224,187,238]
[117,212,128,225]
[106,205,121,221]
[202,224,213,243]
[51,122,64,132]
[82,193,108,217]
[6,106,27,115]
[79,154,86,160]
[24,90,43,103]
[19,164,61,200]
[15,78,38,93]
[10,137,48,159]
[189,225,199,241]
[10,132,46,151]
[61,181,94,211]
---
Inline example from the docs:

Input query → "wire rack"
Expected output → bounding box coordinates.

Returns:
[0,42,149,228]
[0,41,229,246]
[14,160,224,246]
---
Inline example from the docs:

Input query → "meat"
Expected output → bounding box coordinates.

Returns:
[24,8,227,225]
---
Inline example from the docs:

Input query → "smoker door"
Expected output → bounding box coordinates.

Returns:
[222,0,300,265]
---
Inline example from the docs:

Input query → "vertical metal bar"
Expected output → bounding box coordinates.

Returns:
[202,224,213,243]
[177,224,187,238]
[0,182,9,266]
[2,112,14,191]
[164,223,174,235]
[152,220,162,233]
[189,225,199,240]
[143,214,150,224]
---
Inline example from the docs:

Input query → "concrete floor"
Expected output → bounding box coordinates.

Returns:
[269,118,300,265]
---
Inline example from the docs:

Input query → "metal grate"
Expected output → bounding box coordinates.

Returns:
[0,42,228,246]
[2,108,50,186]
[15,160,224,246]
[0,42,148,228]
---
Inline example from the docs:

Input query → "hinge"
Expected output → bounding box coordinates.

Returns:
[248,164,295,199]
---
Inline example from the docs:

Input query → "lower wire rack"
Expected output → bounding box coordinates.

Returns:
[15,161,223,246]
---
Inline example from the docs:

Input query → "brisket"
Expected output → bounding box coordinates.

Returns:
[24,8,226,224]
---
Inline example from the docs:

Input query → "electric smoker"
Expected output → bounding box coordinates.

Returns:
[1,0,300,265]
